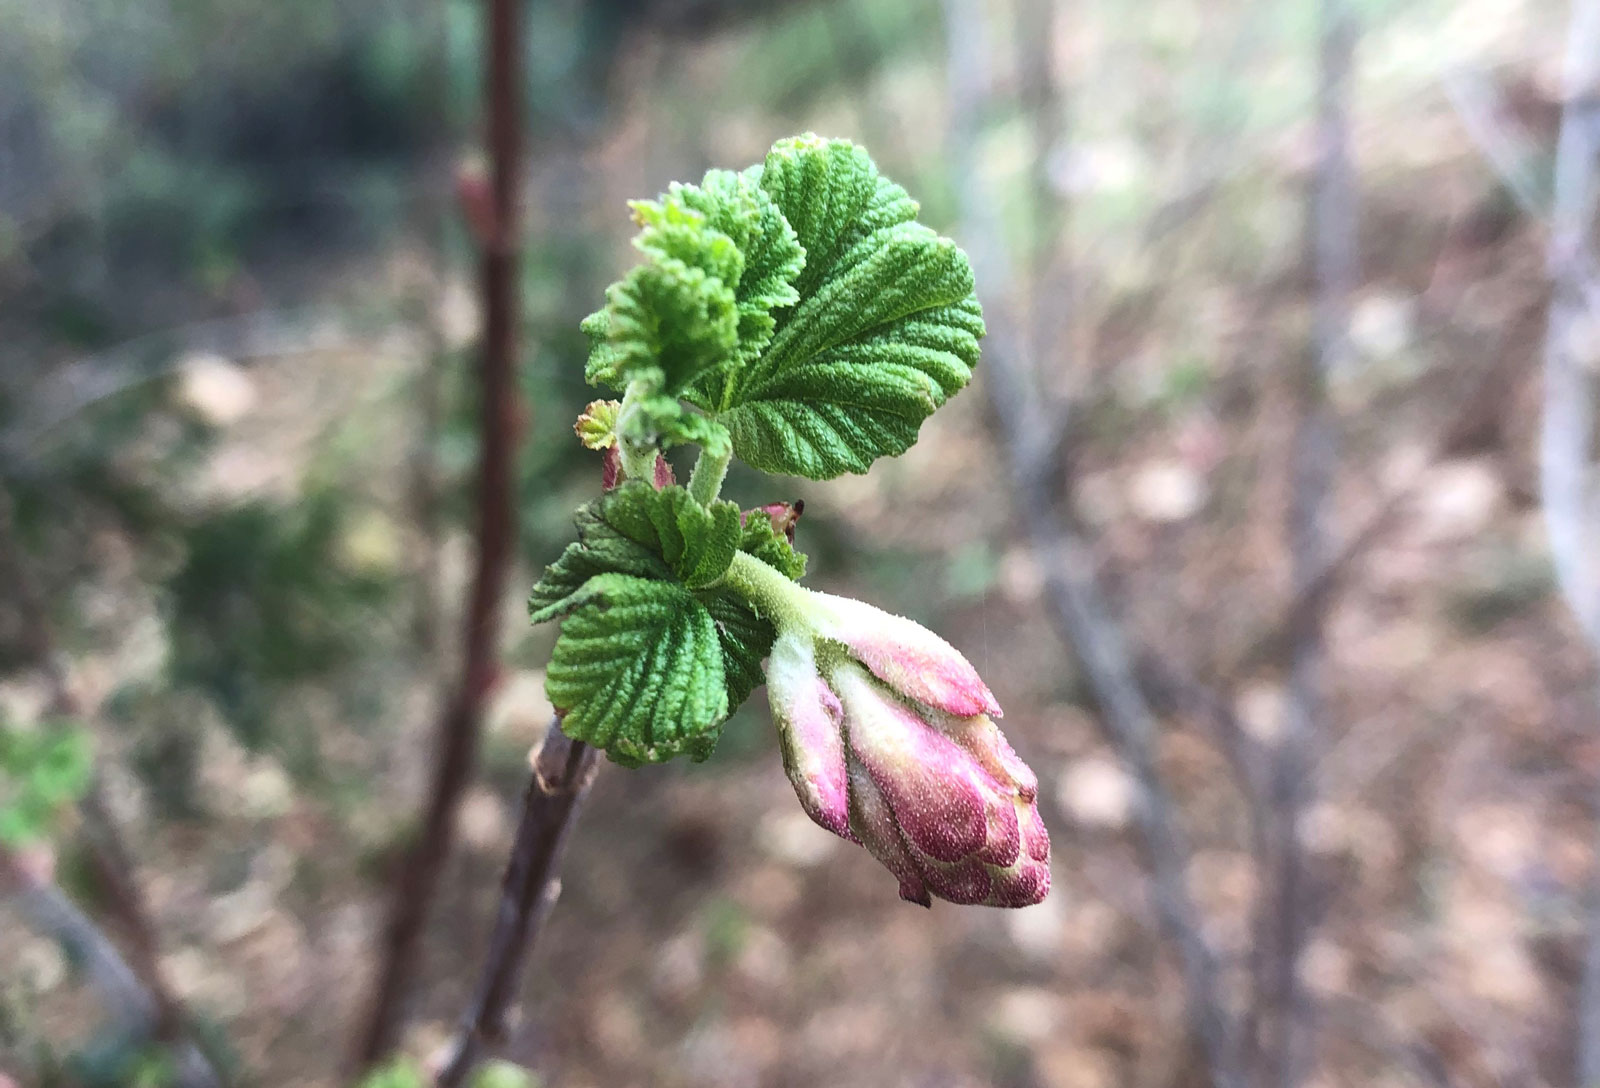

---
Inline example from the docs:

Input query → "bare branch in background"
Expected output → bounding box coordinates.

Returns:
[405,0,462,663]
[1013,0,1069,377]
[944,3,1243,1085]
[352,0,528,1067]
[434,719,598,1086]
[0,308,354,464]
[0,848,219,1088]
[1538,0,1600,1081]
[0,489,220,1088]
[1443,65,1600,320]
[1258,3,1356,1085]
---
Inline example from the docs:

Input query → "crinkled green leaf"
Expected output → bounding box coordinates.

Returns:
[589,254,739,395]
[739,513,807,581]
[547,574,727,766]
[699,587,775,712]
[530,483,747,764]
[584,170,803,407]
[581,192,743,393]
[755,134,919,300]
[529,483,742,625]
[529,482,810,765]
[714,135,984,479]
[528,488,676,624]
[583,135,980,477]
[675,168,806,409]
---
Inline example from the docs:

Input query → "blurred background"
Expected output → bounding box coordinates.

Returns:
[3,0,1599,1085]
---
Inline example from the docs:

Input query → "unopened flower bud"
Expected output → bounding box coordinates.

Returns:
[753,579,1048,908]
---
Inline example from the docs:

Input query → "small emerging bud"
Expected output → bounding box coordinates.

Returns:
[575,400,621,450]
[598,444,675,491]
[742,499,804,544]
[455,156,496,248]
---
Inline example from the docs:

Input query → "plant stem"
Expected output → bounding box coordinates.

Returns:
[350,0,526,1068]
[686,440,732,506]
[616,380,659,482]
[1264,6,1355,1083]
[435,717,598,1086]
[718,550,812,631]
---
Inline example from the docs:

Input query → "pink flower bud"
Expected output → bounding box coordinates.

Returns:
[766,634,853,841]
[808,595,1002,719]
[720,550,1047,907]
[764,642,1048,908]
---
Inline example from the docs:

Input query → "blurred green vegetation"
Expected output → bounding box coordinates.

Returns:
[0,722,92,847]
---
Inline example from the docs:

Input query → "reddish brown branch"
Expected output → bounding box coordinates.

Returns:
[434,719,598,1086]
[351,0,527,1067]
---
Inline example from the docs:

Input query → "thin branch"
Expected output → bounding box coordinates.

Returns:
[0,308,353,463]
[1260,5,1355,1085]
[351,0,528,1067]
[406,0,461,662]
[0,488,219,1086]
[434,719,599,1086]
[0,847,218,1088]
[1013,0,1068,376]
[942,4,1242,1085]
[1538,0,1600,1082]
[1441,66,1600,320]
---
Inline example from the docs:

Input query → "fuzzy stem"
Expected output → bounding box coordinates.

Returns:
[719,550,815,632]
[616,380,658,482]
[686,441,732,507]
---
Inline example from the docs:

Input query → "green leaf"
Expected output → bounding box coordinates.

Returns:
[587,170,805,418]
[713,135,985,479]
[583,175,792,401]
[528,486,676,625]
[529,483,742,627]
[675,168,806,409]
[755,135,918,300]
[529,482,811,765]
[547,574,728,766]
[698,587,775,713]
[591,253,739,395]
[739,513,807,581]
